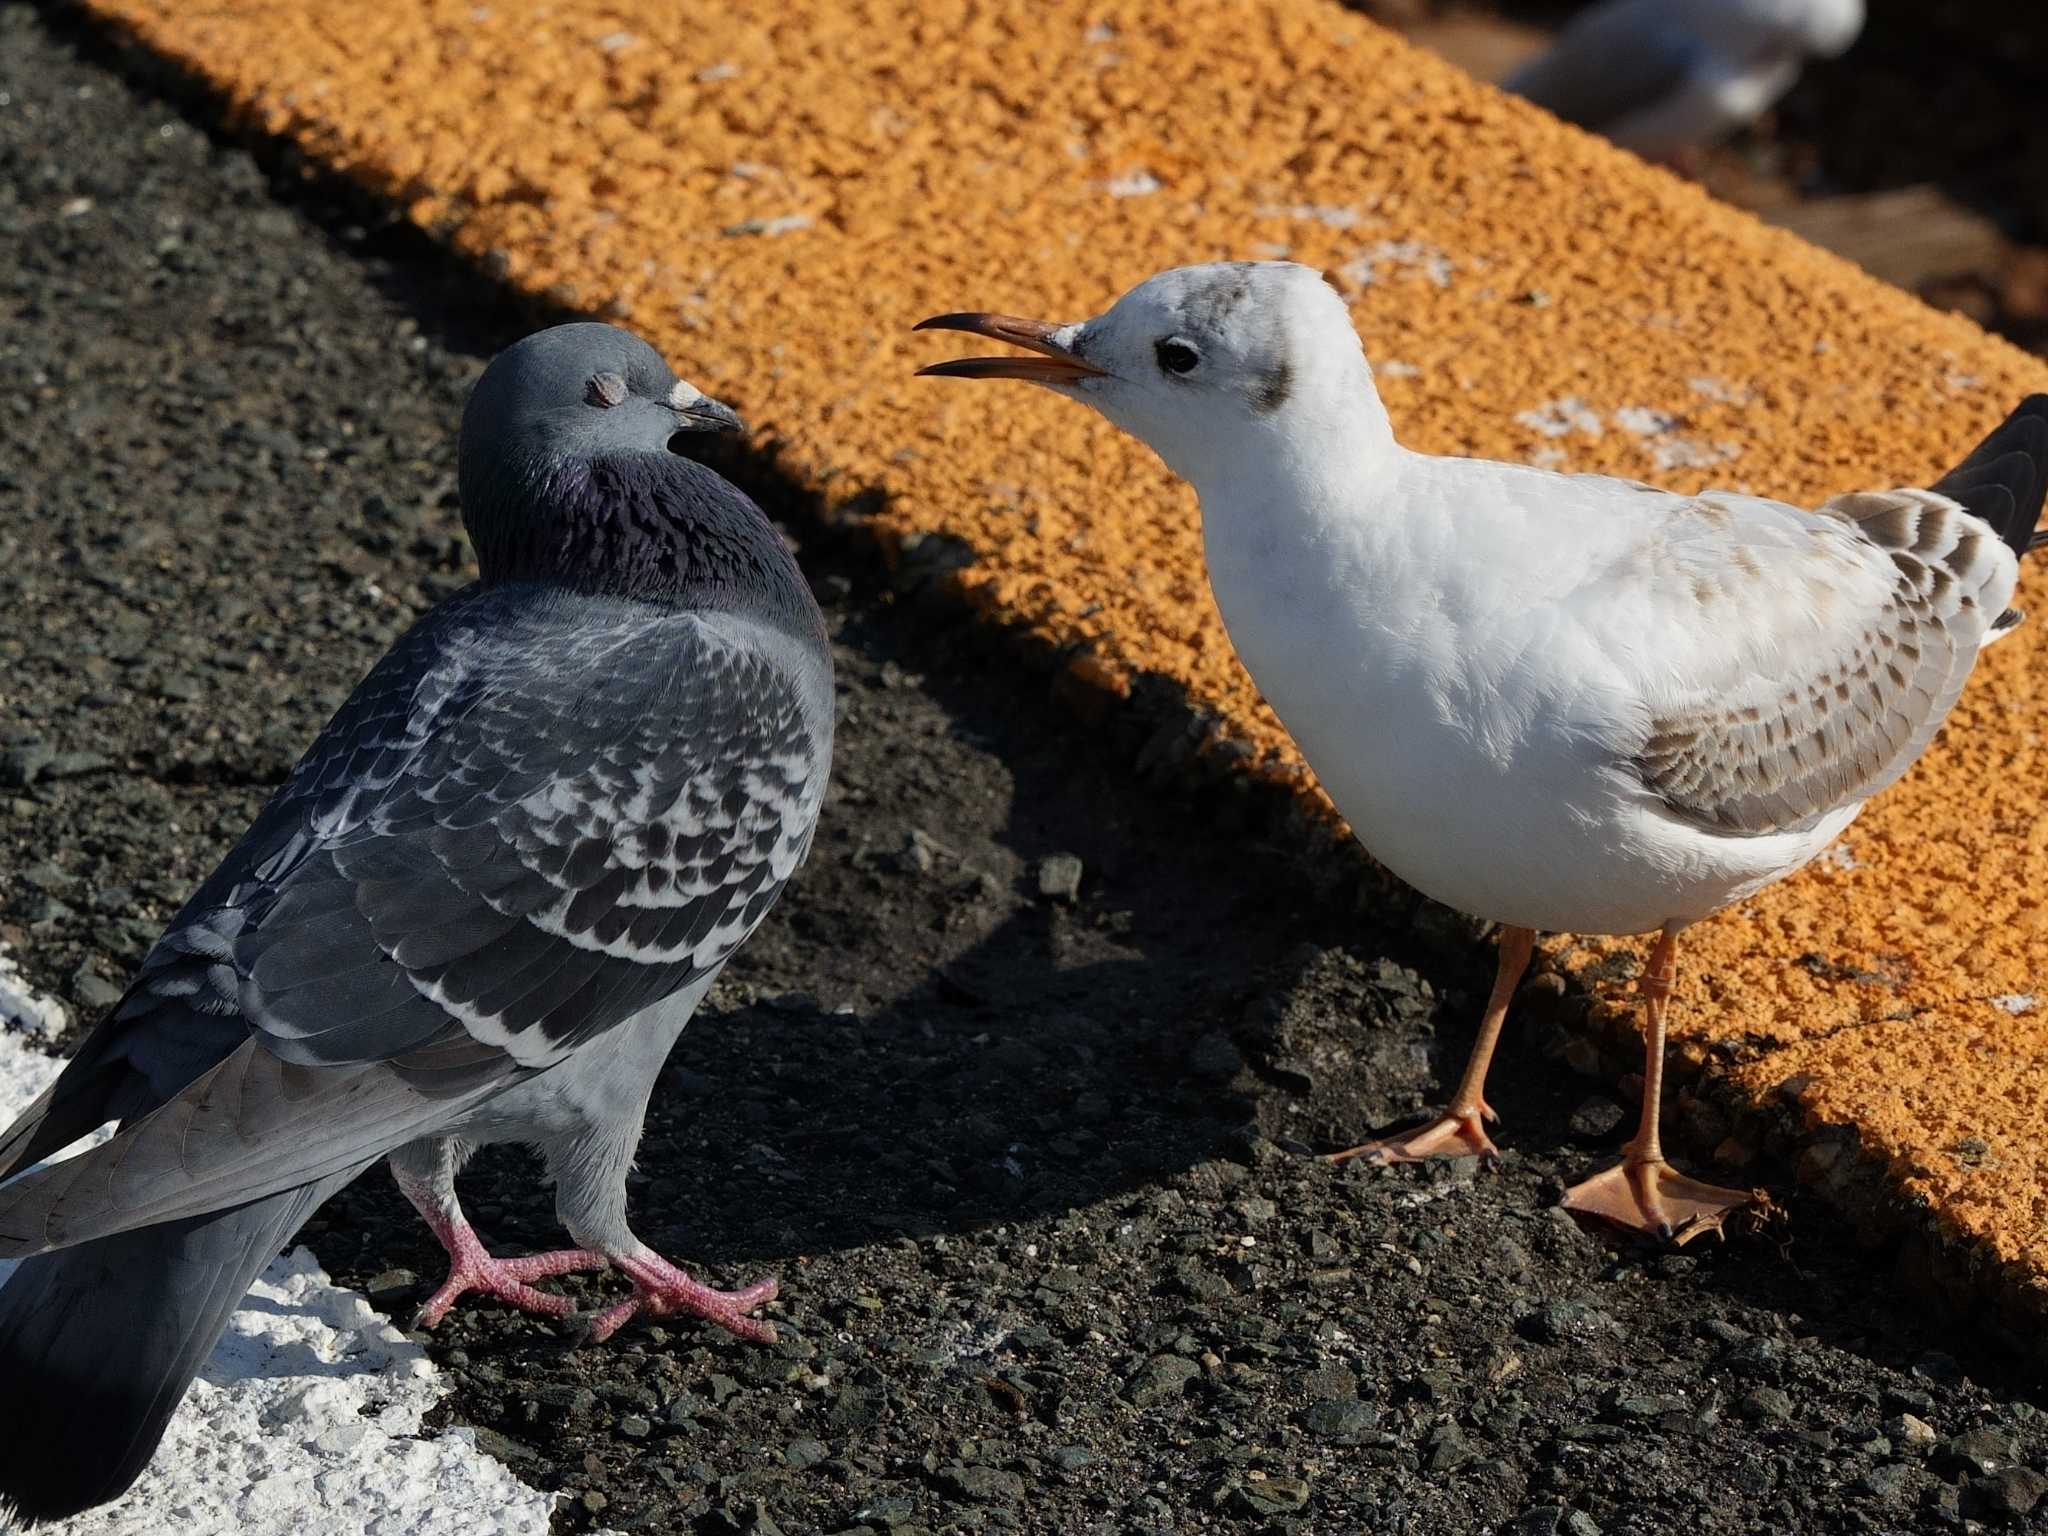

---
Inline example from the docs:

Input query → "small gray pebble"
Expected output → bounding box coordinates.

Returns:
[1035,852,1084,903]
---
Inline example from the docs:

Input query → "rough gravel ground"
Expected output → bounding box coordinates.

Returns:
[4,7,2048,1535]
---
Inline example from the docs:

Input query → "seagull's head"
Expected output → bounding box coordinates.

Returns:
[458,322,745,575]
[916,261,1380,488]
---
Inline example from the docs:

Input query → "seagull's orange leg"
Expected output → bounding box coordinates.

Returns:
[1329,925,1534,1166]
[1562,924,1755,1244]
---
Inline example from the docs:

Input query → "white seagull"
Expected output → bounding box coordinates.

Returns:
[917,261,2048,1243]
[1503,0,1865,161]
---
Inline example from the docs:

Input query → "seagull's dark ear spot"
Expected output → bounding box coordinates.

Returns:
[1252,359,1294,414]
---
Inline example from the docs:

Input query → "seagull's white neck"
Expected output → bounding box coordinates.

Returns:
[1155,372,1410,696]
[1170,373,1400,559]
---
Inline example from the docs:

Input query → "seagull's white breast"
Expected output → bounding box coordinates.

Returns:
[1195,452,1852,935]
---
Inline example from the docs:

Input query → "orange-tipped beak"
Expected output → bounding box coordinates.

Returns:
[913,312,1105,383]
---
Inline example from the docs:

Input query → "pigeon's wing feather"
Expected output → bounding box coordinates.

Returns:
[0,590,829,1253]
[1603,485,2019,835]
[236,599,829,1071]
[1503,1,1706,136]
[0,1041,490,1257]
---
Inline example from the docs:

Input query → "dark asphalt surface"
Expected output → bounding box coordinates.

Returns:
[3,5,2048,1534]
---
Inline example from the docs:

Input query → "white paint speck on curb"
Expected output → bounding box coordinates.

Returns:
[1337,240,1455,291]
[0,958,574,1536]
[1252,202,1368,230]
[1515,396,1604,440]
[1514,398,1739,474]
[1104,169,1163,199]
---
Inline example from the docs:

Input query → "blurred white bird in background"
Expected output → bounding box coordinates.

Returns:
[1503,0,1865,160]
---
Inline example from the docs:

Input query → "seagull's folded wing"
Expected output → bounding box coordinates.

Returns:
[1611,487,2019,835]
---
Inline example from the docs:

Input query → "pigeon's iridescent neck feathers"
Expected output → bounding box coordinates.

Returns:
[473,449,822,644]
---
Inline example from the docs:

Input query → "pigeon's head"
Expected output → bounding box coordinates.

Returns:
[458,322,745,578]
[462,321,741,470]
[916,262,1380,488]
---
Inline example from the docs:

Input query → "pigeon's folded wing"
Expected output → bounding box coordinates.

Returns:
[234,597,825,1072]
[0,591,827,1253]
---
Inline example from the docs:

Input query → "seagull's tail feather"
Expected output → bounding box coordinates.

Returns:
[0,1181,337,1522]
[1932,394,2048,560]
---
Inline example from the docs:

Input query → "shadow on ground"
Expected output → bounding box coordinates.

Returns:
[6,6,2048,1533]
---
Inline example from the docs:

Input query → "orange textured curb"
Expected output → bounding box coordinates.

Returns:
[72,2,2048,1299]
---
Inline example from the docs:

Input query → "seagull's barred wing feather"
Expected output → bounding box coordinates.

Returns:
[1623,488,2018,835]
[0,589,827,1256]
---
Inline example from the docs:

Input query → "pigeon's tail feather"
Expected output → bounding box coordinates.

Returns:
[0,1053,144,1185]
[0,1182,328,1522]
[0,1076,67,1183]
[1932,395,2048,560]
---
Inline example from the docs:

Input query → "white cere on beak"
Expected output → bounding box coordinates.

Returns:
[668,378,704,410]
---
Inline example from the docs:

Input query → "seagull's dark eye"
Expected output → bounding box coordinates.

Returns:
[1154,338,1200,376]
[585,371,628,408]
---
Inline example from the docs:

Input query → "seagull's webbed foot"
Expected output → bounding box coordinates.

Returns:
[1561,925,1756,1245]
[1561,1154,1753,1246]
[1327,928,1534,1169]
[413,1221,607,1328]
[579,1250,780,1345]
[1327,1102,1500,1166]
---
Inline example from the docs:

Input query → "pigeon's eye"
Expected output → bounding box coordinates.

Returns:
[585,372,629,408]
[1154,338,1201,376]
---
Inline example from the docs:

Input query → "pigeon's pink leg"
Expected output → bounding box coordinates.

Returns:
[1329,925,1535,1166]
[390,1150,777,1343]
[391,1161,608,1327]
[411,1220,610,1328]
[580,1250,779,1345]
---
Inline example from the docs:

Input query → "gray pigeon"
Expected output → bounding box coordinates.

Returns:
[0,322,834,1521]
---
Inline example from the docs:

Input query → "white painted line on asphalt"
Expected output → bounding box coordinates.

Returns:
[0,949,572,1536]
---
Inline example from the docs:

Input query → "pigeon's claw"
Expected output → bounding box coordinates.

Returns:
[412,1225,607,1328]
[580,1252,780,1345]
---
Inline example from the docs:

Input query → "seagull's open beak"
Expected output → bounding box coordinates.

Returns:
[913,313,1105,385]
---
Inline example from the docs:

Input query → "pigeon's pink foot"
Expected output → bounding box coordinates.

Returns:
[581,1251,779,1345]
[413,1220,608,1329]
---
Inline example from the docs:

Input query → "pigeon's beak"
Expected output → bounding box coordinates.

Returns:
[913,313,1105,385]
[667,381,746,435]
